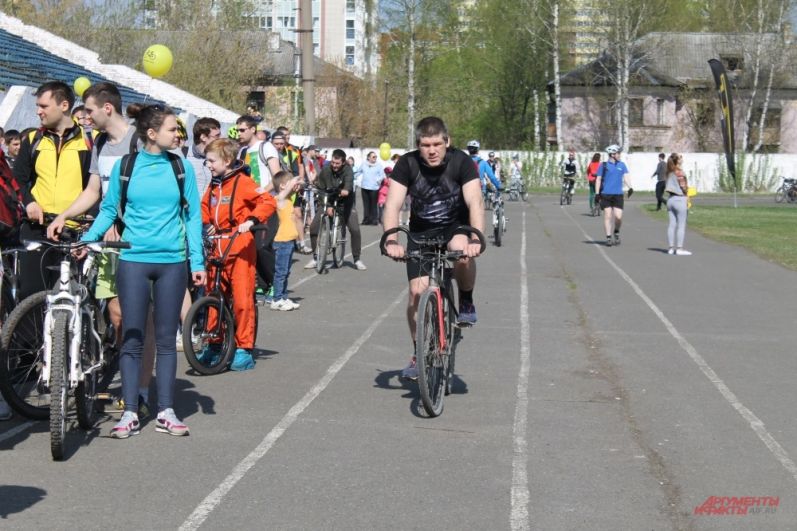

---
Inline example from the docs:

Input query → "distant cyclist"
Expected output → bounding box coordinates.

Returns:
[466,140,501,196]
[594,144,633,247]
[560,150,579,200]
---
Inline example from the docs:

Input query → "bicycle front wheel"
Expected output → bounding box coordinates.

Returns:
[494,205,503,247]
[49,310,69,461]
[316,217,330,274]
[775,188,786,203]
[332,216,346,268]
[183,296,236,375]
[416,290,446,417]
[0,291,49,419]
[560,187,567,205]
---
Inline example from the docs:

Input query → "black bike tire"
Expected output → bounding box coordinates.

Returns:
[567,190,573,205]
[316,217,330,274]
[75,311,99,430]
[416,290,446,417]
[775,188,785,203]
[97,304,119,393]
[183,296,236,375]
[0,291,49,419]
[443,283,459,397]
[494,207,502,247]
[520,189,528,202]
[49,311,69,461]
[332,216,346,268]
[560,187,566,205]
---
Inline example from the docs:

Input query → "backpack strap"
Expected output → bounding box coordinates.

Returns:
[28,129,45,169]
[165,151,187,210]
[117,152,139,222]
[94,132,109,157]
[228,174,241,226]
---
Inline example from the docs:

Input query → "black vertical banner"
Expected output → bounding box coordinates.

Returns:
[708,59,737,190]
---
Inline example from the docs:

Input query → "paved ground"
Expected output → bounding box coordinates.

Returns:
[1,194,796,530]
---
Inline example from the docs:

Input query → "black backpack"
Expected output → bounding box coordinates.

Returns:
[115,151,187,232]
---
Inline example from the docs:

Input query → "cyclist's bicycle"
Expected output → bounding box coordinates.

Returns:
[774,178,797,203]
[0,244,27,323]
[560,177,575,205]
[506,177,528,202]
[314,188,346,274]
[182,227,264,375]
[491,191,507,247]
[3,237,128,460]
[380,225,486,417]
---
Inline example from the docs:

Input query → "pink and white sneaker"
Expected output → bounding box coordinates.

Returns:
[155,408,189,436]
[111,411,140,439]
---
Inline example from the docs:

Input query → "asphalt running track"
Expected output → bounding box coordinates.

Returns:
[1,195,795,530]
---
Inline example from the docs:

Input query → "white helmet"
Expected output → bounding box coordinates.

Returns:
[605,144,621,154]
[467,139,480,149]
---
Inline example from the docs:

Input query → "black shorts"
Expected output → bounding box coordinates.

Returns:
[600,194,624,209]
[405,224,461,281]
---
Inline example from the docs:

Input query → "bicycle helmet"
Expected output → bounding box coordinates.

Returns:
[227,124,239,140]
[467,139,480,150]
[605,144,621,154]
[488,151,495,157]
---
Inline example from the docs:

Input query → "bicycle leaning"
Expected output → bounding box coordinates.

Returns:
[313,187,346,274]
[774,177,797,204]
[380,225,486,417]
[182,226,265,375]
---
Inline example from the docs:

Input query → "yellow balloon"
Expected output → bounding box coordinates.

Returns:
[73,76,91,97]
[379,142,391,161]
[142,44,173,78]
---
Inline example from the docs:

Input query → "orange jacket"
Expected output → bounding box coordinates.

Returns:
[201,165,276,257]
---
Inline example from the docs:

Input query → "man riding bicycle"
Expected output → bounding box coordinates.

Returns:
[382,117,485,379]
[560,149,579,198]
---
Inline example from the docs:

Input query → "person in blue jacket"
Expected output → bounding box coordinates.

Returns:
[81,104,206,439]
[466,140,502,194]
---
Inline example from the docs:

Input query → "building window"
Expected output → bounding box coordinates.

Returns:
[277,16,294,29]
[656,98,665,125]
[346,0,355,13]
[345,45,355,65]
[629,99,644,127]
[346,20,355,40]
[721,56,743,72]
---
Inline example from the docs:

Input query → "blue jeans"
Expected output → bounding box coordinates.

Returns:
[272,241,295,300]
[116,260,187,412]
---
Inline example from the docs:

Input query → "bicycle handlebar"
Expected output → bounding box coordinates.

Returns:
[23,239,131,252]
[379,225,486,258]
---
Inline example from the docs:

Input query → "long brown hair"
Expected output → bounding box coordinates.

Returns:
[666,153,681,174]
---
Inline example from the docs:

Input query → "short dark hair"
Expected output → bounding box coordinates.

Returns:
[414,116,448,146]
[236,115,259,128]
[3,129,20,144]
[659,152,665,159]
[83,82,123,114]
[71,104,85,116]
[331,148,347,161]
[35,80,75,109]
[193,117,221,145]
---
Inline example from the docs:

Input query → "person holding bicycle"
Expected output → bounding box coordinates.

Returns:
[304,149,366,271]
[201,138,276,369]
[382,117,484,379]
[80,104,206,439]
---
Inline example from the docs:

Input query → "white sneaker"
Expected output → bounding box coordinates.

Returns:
[304,259,317,269]
[282,298,301,310]
[270,299,295,311]
[0,398,12,421]
[175,332,184,352]
[401,357,418,380]
[667,248,675,255]
[354,260,367,271]
[675,249,692,256]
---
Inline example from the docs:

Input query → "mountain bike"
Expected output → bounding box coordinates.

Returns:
[314,188,346,274]
[182,226,265,375]
[4,238,128,460]
[560,177,575,205]
[0,245,27,323]
[774,178,797,203]
[491,190,507,247]
[507,177,528,202]
[380,225,486,417]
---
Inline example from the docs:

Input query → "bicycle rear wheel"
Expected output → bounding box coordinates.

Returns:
[494,205,503,247]
[183,296,236,375]
[49,310,69,461]
[76,311,99,429]
[332,216,346,268]
[316,217,330,274]
[775,188,786,203]
[0,291,49,419]
[416,290,446,417]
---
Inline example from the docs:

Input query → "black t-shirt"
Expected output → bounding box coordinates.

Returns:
[391,148,479,232]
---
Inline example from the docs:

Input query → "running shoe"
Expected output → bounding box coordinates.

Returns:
[457,302,478,326]
[304,259,317,269]
[354,260,367,271]
[111,411,140,439]
[675,249,692,256]
[401,357,418,380]
[155,408,189,436]
[281,298,301,310]
[197,344,222,366]
[175,331,183,352]
[230,348,256,371]
[606,236,613,247]
[613,232,621,246]
[668,248,675,255]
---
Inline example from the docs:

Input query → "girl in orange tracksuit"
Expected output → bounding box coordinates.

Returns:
[202,139,276,371]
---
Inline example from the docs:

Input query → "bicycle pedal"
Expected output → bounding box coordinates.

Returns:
[95,392,114,401]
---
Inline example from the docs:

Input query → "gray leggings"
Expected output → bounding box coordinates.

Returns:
[667,195,688,248]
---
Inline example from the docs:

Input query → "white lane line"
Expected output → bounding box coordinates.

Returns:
[0,421,34,443]
[292,237,381,289]
[510,211,531,531]
[180,288,408,531]
[562,208,797,482]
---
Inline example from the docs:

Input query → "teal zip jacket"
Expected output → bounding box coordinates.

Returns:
[82,150,204,272]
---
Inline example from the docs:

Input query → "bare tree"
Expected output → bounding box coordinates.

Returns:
[752,0,789,152]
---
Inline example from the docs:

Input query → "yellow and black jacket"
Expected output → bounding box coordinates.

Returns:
[13,122,92,214]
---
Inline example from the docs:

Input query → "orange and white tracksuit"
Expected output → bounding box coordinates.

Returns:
[201,164,276,349]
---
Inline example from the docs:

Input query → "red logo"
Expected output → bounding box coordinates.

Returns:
[694,496,779,516]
